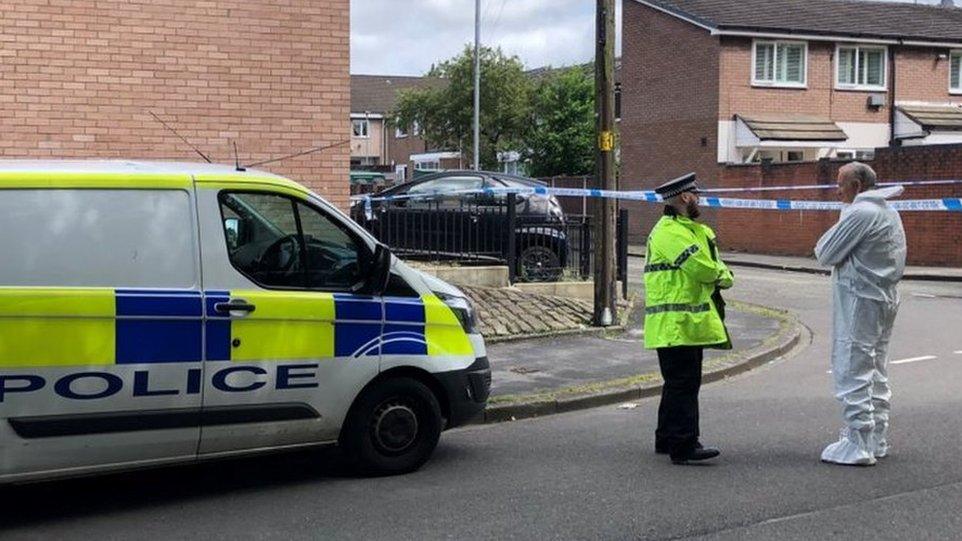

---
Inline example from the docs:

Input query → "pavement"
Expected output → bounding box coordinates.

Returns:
[628,245,962,282]
[486,301,784,398]
[2,265,962,540]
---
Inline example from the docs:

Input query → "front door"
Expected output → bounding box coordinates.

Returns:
[196,186,381,454]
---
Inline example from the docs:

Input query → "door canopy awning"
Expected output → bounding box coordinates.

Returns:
[897,104,962,132]
[735,115,848,147]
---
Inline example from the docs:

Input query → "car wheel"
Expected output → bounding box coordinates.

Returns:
[340,377,442,475]
[519,245,562,282]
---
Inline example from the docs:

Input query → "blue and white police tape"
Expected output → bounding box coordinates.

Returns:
[700,178,962,193]
[355,185,962,219]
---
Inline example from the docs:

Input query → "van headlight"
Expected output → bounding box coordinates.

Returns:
[435,292,479,335]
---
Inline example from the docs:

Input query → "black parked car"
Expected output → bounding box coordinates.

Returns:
[351,171,571,282]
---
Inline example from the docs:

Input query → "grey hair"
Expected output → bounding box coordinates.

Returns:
[843,161,877,189]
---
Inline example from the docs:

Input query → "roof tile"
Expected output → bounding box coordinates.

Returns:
[642,0,962,43]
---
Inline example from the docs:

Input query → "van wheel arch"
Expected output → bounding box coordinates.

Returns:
[340,367,451,439]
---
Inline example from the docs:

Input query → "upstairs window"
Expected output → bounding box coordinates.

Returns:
[352,119,369,138]
[951,51,962,93]
[753,41,807,87]
[395,118,408,138]
[836,45,887,90]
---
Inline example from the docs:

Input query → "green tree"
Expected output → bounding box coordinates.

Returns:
[393,45,531,170]
[523,66,596,177]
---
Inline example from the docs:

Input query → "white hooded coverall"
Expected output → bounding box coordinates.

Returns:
[815,186,907,465]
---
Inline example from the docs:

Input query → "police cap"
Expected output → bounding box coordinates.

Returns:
[654,173,699,199]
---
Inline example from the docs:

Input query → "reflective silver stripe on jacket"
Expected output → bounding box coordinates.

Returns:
[644,263,677,273]
[673,244,700,267]
[645,303,712,315]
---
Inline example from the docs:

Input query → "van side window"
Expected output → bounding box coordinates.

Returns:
[219,192,363,291]
[294,202,363,289]
[0,189,197,288]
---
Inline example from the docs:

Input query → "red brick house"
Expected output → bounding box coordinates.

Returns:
[622,0,962,190]
[0,0,349,207]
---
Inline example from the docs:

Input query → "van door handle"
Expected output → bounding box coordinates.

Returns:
[214,299,256,315]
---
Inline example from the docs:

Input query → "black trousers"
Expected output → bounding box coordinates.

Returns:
[655,346,704,454]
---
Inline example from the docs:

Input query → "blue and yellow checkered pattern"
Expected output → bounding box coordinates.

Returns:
[0,288,473,368]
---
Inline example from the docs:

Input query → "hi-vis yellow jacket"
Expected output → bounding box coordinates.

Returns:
[643,215,734,350]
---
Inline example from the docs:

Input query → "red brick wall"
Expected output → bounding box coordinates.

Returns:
[620,1,721,242]
[719,40,961,123]
[715,144,962,267]
[387,133,429,180]
[719,39,890,123]
[895,46,958,102]
[0,0,350,207]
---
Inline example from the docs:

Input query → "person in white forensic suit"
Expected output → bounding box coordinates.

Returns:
[815,162,907,466]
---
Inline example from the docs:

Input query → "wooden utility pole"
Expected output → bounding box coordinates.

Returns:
[593,0,617,326]
[473,0,481,171]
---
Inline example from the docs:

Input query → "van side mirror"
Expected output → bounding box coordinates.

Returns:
[224,218,243,250]
[364,243,392,295]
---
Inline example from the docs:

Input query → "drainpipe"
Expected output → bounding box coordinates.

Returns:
[889,45,898,147]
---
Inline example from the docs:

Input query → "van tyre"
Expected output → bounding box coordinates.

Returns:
[340,377,442,475]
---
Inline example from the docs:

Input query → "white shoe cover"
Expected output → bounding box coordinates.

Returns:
[821,428,877,466]
[872,425,889,458]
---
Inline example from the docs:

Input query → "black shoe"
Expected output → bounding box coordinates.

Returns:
[656,442,702,455]
[670,446,720,464]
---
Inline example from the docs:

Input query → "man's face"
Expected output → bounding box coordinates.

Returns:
[681,192,701,219]
[836,170,860,204]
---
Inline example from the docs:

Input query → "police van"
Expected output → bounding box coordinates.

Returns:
[0,161,491,483]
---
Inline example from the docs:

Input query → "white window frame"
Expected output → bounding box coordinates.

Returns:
[950,51,962,95]
[835,44,888,92]
[751,39,808,88]
[412,120,421,136]
[352,119,369,138]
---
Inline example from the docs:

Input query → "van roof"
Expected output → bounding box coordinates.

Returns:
[0,160,309,194]
[0,159,287,177]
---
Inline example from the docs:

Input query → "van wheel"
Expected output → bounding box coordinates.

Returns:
[340,377,442,475]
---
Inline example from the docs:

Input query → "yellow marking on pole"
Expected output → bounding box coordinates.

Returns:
[598,131,615,152]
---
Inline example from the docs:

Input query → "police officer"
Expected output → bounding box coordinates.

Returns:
[645,173,734,465]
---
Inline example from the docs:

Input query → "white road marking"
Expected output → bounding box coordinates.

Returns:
[912,293,937,298]
[891,355,937,365]
[955,350,962,355]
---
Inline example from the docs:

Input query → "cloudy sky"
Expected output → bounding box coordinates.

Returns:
[350,0,942,76]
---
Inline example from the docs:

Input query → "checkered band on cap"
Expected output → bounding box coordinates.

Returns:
[654,173,698,198]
